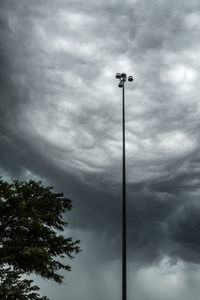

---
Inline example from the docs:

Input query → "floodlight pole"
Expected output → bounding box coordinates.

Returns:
[122,80,126,300]
[115,73,133,300]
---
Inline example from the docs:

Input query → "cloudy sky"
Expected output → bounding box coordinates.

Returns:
[1,0,200,299]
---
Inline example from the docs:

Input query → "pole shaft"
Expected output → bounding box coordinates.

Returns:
[122,83,126,300]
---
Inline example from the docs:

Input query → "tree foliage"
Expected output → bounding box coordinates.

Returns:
[0,178,81,298]
[0,267,49,300]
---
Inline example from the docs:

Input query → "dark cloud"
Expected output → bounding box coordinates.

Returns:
[1,0,200,299]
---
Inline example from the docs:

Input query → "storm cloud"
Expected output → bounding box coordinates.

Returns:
[1,0,200,299]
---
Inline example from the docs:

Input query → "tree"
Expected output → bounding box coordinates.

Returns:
[0,178,80,298]
[0,267,49,300]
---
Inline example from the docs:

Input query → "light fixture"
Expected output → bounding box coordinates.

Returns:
[128,76,133,82]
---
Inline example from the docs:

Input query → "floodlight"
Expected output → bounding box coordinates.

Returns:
[128,76,133,82]
[121,73,127,79]
[116,73,121,79]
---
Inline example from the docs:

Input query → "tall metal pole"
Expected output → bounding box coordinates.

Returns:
[122,81,126,300]
[115,73,133,300]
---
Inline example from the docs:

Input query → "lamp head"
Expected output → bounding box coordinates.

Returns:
[116,73,121,79]
[128,76,133,82]
[121,73,127,79]
[118,82,123,88]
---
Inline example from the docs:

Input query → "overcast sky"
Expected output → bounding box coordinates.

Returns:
[1,0,200,299]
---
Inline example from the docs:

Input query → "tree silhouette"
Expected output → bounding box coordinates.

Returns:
[0,178,81,299]
[0,267,49,300]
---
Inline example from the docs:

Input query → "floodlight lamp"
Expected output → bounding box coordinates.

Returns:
[128,76,133,82]
[116,73,121,79]
[121,73,127,79]
[118,82,123,88]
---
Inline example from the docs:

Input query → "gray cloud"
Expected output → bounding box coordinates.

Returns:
[1,0,200,299]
